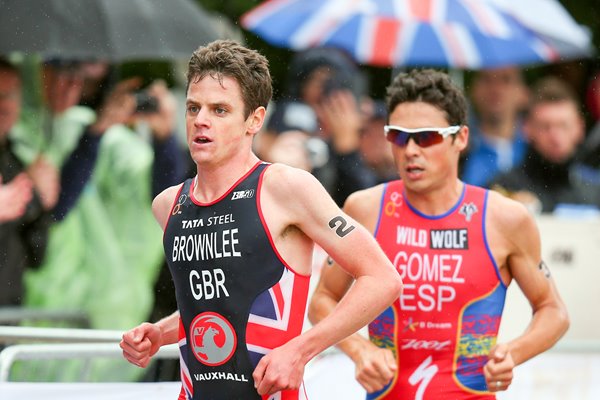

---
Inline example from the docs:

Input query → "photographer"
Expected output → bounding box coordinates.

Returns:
[14,61,187,383]
[54,77,185,220]
[260,47,377,206]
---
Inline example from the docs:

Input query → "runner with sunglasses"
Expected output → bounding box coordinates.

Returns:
[309,69,569,399]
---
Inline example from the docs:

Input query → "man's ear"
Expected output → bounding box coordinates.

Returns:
[247,106,266,136]
[454,125,469,152]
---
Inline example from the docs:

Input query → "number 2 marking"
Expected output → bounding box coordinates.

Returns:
[328,216,355,237]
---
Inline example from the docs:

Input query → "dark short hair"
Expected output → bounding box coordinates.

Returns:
[187,40,272,118]
[385,69,467,126]
[527,76,579,116]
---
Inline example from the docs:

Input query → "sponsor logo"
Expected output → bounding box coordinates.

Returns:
[430,229,468,250]
[384,191,403,218]
[194,371,249,382]
[182,219,204,229]
[231,189,254,200]
[403,317,419,332]
[397,226,427,248]
[172,193,188,216]
[459,202,478,222]
[401,339,452,351]
[402,319,453,332]
[409,356,438,399]
[190,312,237,366]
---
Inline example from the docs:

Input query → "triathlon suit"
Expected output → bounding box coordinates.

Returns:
[163,162,310,400]
[368,181,507,400]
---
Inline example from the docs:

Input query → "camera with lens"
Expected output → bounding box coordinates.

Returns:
[134,90,159,114]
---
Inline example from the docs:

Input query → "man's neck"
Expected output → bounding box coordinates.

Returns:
[404,178,464,216]
[193,153,260,203]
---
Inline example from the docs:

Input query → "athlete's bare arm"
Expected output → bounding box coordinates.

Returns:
[120,185,183,367]
[483,192,569,391]
[152,184,184,230]
[308,185,398,393]
[252,165,402,396]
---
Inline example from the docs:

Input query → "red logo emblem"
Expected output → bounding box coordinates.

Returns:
[189,312,237,366]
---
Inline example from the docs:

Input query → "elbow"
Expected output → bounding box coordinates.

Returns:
[559,305,570,338]
[385,274,403,304]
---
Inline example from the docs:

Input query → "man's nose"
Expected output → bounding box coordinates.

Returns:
[404,135,421,155]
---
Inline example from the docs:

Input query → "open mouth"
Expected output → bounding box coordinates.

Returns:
[406,165,424,174]
[194,136,211,144]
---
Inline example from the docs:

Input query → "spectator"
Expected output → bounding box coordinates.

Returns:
[0,58,58,307]
[461,66,529,187]
[491,76,600,213]
[9,59,185,382]
[359,100,398,183]
[258,47,377,206]
[580,69,600,168]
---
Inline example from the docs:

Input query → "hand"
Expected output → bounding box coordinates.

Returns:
[0,173,33,223]
[484,343,515,392]
[120,322,163,368]
[26,156,60,210]
[314,90,363,154]
[252,339,307,396]
[139,80,178,140]
[353,341,397,393]
[90,78,141,134]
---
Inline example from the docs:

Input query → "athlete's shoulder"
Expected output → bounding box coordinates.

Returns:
[262,162,325,197]
[485,188,536,235]
[152,182,185,229]
[344,184,385,214]
[263,162,315,181]
[335,184,384,233]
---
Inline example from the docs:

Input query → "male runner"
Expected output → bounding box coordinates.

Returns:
[309,69,569,399]
[119,40,402,400]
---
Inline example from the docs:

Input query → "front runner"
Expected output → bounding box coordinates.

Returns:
[119,40,402,400]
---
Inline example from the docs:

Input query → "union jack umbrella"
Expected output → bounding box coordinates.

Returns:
[241,0,592,69]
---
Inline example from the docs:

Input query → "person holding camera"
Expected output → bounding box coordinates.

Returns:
[259,47,377,206]
[10,60,187,382]
[53,74,185,219]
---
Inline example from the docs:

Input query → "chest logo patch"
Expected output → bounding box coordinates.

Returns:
[172,193,188,216]
[231,189,254,200]
[458,202,478,222]
[190,312,237,366]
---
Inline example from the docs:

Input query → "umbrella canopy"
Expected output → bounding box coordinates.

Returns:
[488,0,593,60]
[241,0,593,69]
[0,0,220,61]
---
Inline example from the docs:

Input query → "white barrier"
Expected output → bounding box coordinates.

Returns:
[0,326,122,344]
[0,342,179,382]
[498,215,600,345]
[1,350,598,400]
[0,381,181,400]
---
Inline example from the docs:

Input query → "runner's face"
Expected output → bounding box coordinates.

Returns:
[185,74,263,167]
[388,101,466,194]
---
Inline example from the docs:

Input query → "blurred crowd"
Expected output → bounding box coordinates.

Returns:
[1,47,600,380]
